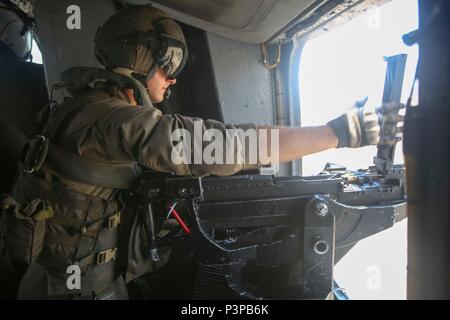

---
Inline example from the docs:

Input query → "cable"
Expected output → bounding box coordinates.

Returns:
[167,202,191,235]
[260,40,282,69]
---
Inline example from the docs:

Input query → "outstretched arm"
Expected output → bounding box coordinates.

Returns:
[256,125,338,164]
[103,99,401,177]
[256,100,403,166]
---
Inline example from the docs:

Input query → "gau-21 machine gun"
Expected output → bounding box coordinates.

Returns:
[132,162,406,299]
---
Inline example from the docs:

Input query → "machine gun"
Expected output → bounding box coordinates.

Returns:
[129,54,407,300]
[131,162,406,300]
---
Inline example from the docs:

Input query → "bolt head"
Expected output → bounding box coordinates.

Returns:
[313,240,330,255]
[315,202,329,217]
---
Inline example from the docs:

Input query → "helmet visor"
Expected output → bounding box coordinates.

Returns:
[155,18,188,79]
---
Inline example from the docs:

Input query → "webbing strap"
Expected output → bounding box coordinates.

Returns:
[45,212,121,248]
[49,211,121,228]
[48,211,121,232]
[74,248,118,268]
[22,92,141,189]
[26,174,118,217]
[46,231,82,247]
[45,143,142,189]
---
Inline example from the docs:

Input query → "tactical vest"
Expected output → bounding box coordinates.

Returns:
[2,76,166,297]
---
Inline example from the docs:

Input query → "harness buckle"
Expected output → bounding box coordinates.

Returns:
[22,135,49,174]
[107,212,121,230]
[96,248,117,265]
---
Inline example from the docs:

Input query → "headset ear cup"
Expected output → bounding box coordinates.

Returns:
[95,49,106,67]
[0,6,32,59]
[94,26,102,43]
[94,26,106,66]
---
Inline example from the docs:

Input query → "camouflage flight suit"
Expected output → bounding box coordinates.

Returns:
[11,67,259,299]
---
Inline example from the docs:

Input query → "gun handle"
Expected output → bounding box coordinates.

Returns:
[143,203,160,262]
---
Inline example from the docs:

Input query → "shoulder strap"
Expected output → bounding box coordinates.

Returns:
[21,135,141,189]
[32,89,142,189]
[21,92,142,190]
[44,142,142,189]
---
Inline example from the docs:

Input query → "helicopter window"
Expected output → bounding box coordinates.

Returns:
[298,0,418,299]
[30,38,42,64]
[299,0,419,176]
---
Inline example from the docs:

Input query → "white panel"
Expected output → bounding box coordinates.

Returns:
[124,0,317,44]
[207,33,275,126]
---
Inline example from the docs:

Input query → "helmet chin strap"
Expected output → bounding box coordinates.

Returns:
[164,87,171,100]
[113,67,153,108]
[146,63,159,83]
[146,63,172,101]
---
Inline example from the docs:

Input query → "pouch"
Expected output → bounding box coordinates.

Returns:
[3,198,52,264]
[118,205,171,283]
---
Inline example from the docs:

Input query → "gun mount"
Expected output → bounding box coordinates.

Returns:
[130,162,406,300]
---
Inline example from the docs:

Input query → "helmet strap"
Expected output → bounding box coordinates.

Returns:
[113,67,153,108]
[146,63,159,82]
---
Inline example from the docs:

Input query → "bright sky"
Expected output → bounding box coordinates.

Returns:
[299,0,418,299]
[31,39,42,64]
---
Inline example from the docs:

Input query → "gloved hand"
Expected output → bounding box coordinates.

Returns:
[327,97,404,148]
[377,102,405,145]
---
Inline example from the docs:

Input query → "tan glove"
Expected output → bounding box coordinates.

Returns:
[328,97,405,148]
[377,102,405,145]
[327,97,380,148]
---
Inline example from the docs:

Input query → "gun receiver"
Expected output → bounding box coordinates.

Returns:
[134,163,406,299]
[374,54,407,174]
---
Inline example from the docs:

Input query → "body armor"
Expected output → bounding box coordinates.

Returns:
[6,69,155,298]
